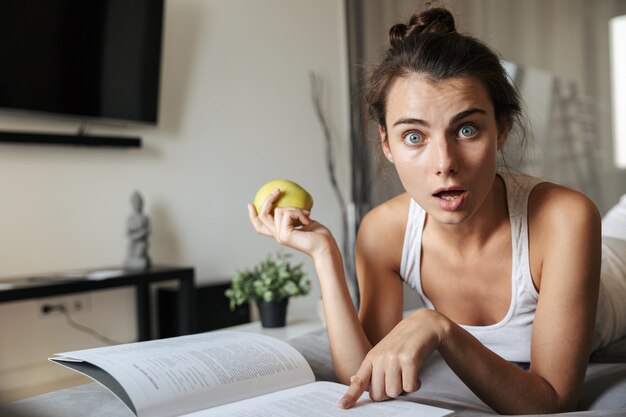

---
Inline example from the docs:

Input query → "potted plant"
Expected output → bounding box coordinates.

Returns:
[225,252,312,328]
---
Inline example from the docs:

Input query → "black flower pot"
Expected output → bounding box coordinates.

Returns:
[257,298,289,328]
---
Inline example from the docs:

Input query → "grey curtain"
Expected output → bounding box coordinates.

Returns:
[347,0,626,214]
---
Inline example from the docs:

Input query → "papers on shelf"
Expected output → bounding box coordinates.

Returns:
[28,269,126,282]
[86,269,125,280]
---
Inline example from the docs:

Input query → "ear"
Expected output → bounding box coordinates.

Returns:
[496,122,508,150]
[379,125,394,163]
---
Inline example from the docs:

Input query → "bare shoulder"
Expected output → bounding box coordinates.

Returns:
[528,182,601,232]
[356,193,411,270]
[358,192,411,238]
[528,182,602,288]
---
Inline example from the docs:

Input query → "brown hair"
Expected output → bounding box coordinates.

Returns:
[365,7,523,136]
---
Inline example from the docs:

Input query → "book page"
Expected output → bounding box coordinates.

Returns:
[183,381,454,417]
[50,331,314,417]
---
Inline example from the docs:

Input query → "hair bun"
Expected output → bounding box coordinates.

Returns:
[389,7,456,48]
[388,23,409,47]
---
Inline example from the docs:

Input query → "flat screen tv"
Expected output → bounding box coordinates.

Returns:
[0,0,165,126]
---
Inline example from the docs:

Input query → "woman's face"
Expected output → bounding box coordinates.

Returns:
[381,75,507,225]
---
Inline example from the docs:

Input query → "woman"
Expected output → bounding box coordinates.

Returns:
[248,7,626,414]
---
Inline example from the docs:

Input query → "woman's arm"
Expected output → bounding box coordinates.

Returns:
[348,196,407,371]
[444,187,601,414]
[525,185,602,410]
[324,194,409,382]
[342,186,602,414]
[249,189,403,383]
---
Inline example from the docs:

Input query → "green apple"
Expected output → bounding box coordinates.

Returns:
[253,179,313,214]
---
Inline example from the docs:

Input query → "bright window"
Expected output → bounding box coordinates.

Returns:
[610,15,626,169]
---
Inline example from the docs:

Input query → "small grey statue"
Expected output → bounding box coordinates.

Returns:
[124,191,151,270]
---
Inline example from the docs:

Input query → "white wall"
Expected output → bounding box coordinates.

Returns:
[0,0,350,401]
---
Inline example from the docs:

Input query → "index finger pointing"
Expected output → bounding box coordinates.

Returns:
[338,365,371,409]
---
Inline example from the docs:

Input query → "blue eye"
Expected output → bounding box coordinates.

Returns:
[403,132,424,145]
[459,124,478,138]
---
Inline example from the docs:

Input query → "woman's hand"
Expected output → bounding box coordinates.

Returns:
[248,188,334,258]
[339,309,449,408]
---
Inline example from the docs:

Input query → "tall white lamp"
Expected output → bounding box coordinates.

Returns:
[610,15,626,169]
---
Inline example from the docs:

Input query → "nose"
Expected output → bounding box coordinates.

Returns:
[432,137,459,176]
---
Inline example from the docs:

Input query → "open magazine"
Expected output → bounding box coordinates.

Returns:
[50,331,454,417]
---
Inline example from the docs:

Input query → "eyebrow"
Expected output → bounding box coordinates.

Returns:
[391,108,488,128]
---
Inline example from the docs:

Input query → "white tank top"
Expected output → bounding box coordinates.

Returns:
[400,171,544,363]
[400,171,626,362]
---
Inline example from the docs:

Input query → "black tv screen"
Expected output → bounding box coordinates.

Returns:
[0,0,164,125]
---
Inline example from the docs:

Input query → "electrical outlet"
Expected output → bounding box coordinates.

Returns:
[39,294,91,318]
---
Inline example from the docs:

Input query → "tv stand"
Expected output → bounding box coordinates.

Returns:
[0,130,141,148]
[0,265,195,341]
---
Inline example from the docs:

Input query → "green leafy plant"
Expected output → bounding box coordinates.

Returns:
[225,252,311,310]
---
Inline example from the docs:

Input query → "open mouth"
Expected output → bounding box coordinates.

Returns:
[434,190,465,200]
[433,188,467,211]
